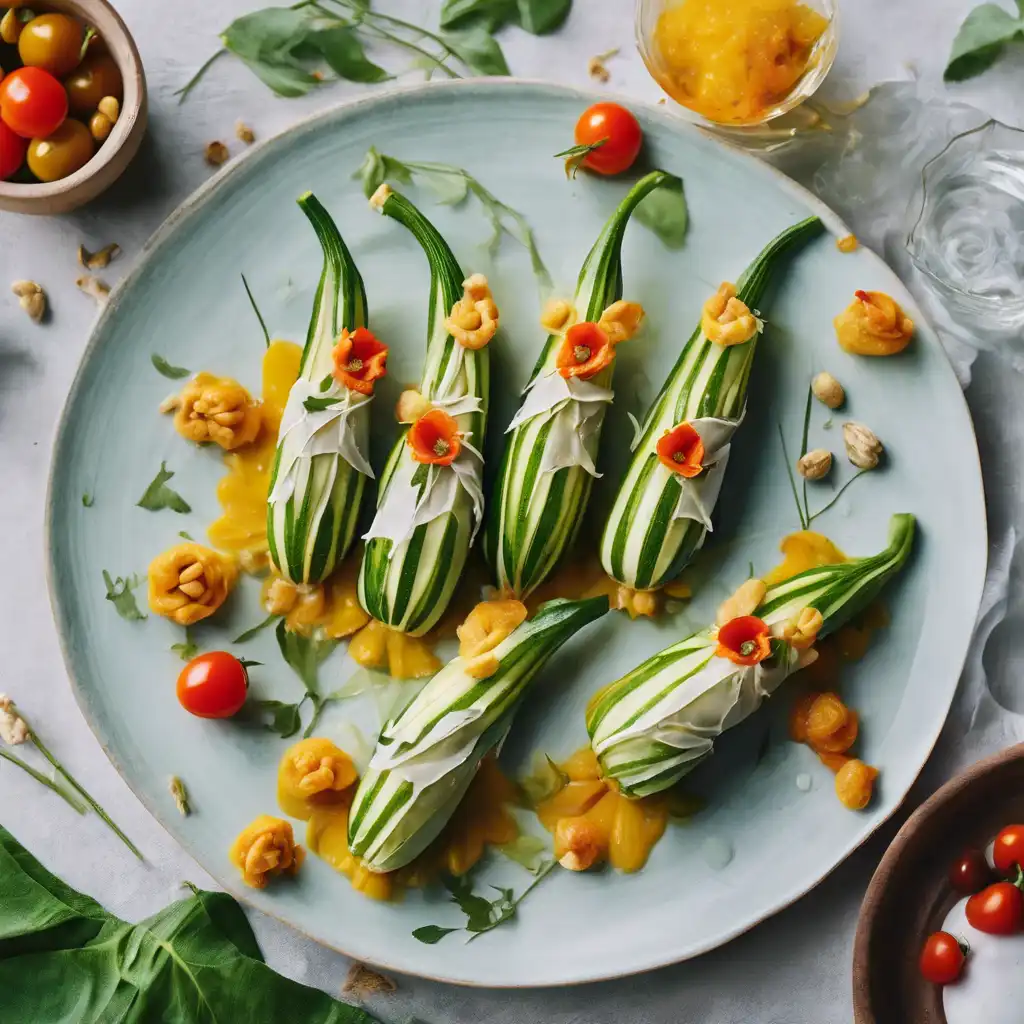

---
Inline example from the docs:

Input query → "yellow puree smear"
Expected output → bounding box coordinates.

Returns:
[653,0,829,124]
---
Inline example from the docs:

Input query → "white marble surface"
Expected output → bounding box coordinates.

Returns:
[2,1,1023,1021]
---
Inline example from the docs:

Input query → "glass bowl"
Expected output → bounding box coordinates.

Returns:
[636,0,839,129]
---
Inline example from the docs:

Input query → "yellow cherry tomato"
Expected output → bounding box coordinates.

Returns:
[64,53,122,116]
[27,118,93,182]
[18,13,84,77]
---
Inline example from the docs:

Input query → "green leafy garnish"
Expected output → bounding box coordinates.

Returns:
[945,1,1024,81]
[303,395,342,413]
[0,826,382,1021]
[137,462,192,514]
[238,659,263,669]
[102,570,146,622]
[233,614,279,643]
[275,621,339,737]
[81,493,94,507]
[254,699,304,739]
[520,753,568,805]
[441,24,510,75]
[634,177,689,249]
[412,861,556,944]
[241,273,271,347]
[319,373,334,392]
[355,147,552,291]
[151,353,191,379]
[171,628,199,662]
[178,530,194,540]
[554,139,606,179]
[440,0,572,34]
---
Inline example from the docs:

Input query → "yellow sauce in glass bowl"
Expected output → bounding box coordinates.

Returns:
[649,0,830,125]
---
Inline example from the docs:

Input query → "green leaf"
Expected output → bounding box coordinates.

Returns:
[171,628,199,662]
[136,462,192,514]
[221,8,320,98]
[353,146,415,199]
[944,3,1024,81]
[498,833,550,873]
[233,614,279,643]
[0,826,382,1022]
[439,0,518,31]
[554,139,606,179]
[634,177,689,249]
[413,166,469,205]
[81,493,94,507]
[255,699,304,738]
[178,530,194,540]
[411,924,459,944]
[151,353,191,379]
[308,25,391,83]
[516,0,572,34]
[520,752,568,805]
[303,395,342,413]
[238,658,263,669]
[102,570,146,622]
[276,620,337,696]
[442,26,511,75]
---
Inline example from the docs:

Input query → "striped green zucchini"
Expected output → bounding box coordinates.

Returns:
[357,190,489,636]
[599,215,824,592]
[348,595,609,872]
[484,170,676,599]
[267,193,370,583]
[588,513,915,798]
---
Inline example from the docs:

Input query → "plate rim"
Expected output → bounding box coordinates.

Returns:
[45,77,989,989]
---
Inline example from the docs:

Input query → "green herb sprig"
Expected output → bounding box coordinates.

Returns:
[103,570,147,621]
[137,462,192,514]
[945,0,1024,82]
[152,354,191,379]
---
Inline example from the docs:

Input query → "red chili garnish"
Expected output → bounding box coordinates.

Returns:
[555,321,615,380]
[716,615,772,666]
[332,327,388,396]
[407,408,462,466]
[656,422,705,478]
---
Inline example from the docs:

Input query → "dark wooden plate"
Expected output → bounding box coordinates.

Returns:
[853,742,1024,1023]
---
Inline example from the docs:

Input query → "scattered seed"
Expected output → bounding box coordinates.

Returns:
[204,141,229,167]
[78,243,121,271]
[11,280,46,322]
[235,120,255,145]
[76,275,111,304]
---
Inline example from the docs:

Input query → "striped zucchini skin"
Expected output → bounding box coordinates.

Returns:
[484,171,676,599]
[588,514,915,797]
[347,596,609,872]
[267,193,370,584]
[599,215,824,591]
[357,192,489,636]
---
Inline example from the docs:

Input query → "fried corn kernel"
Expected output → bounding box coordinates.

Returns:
[834,290,914,356]
[278,737,358,819]
[230,814,304,888]
[148,542,237,626]
[598,300,645,345]
[554,815,606,871]
[174,373,261,450]
[445,273,499,350]
[701,282,759,346]
[457,599,528,660]
[835,758,877,810]
[541,298,576,334]
[716,577,767,626]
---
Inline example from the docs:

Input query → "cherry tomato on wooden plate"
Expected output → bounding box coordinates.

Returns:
[177,651,249,719]
[573,102,643,176]
[27,118,94,181]
[919,931,967,985]
[994,824,1024,876]
[0,66,68,139]
[965,880,1024,935]
[0,119,27,180]
[949,848,994,894]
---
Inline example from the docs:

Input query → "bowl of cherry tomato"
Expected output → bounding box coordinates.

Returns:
[0,0,145,214]
[853,742,1024,1023]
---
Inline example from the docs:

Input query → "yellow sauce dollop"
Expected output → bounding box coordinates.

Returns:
[652,0,829,125]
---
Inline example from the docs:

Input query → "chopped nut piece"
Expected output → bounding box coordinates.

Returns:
[76,275,110,304]
[169,776,191,816]
[235,120,255,144]
[78,243,121,270]
[11,280,46,322]
[90,112,113,142]
[97,96,120,123]
[797,448,832,481]
[343,963,397,998]
[842,422,883,470]
[0,694,28,746]
[811,371,844,409]
[205,141,229,166]
[716,578,767,626]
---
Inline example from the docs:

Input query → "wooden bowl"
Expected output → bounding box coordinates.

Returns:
[853,743,1024,1023]
[0,0,147,214]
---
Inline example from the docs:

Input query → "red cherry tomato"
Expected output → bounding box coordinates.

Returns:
[176,652,249,719]
[966,881,1024,935]
[0,119,27,180]
[994,825,1024,876]
[918,931,967,985]
[573,102,643,176]
[0,66,68,139]
[949,848,995,894]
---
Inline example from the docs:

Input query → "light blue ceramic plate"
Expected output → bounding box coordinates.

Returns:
[47,81,986,987]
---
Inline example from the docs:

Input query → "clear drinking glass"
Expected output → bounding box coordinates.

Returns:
[636,0,839,129]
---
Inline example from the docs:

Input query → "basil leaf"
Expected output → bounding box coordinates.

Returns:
[635,177,689,249]
[439,0,517,31]
[102,570,146,622]
[136,462,192,514]
[151,353,191,379]
[443,26,511,76]
[233,614,279,644]
[516,0,572,34]
[411,924,459,944]
[944,3,1024,81]
[0,827,381,1023]
[255,699,304,738]
[221,8,320,98]
[308,25,391,83]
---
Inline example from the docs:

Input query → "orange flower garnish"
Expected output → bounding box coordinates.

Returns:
[331,327,388,396]
[556,321,615,380]
[408,408,462,466]
[656,422,705,478]
[716,615,772,666]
